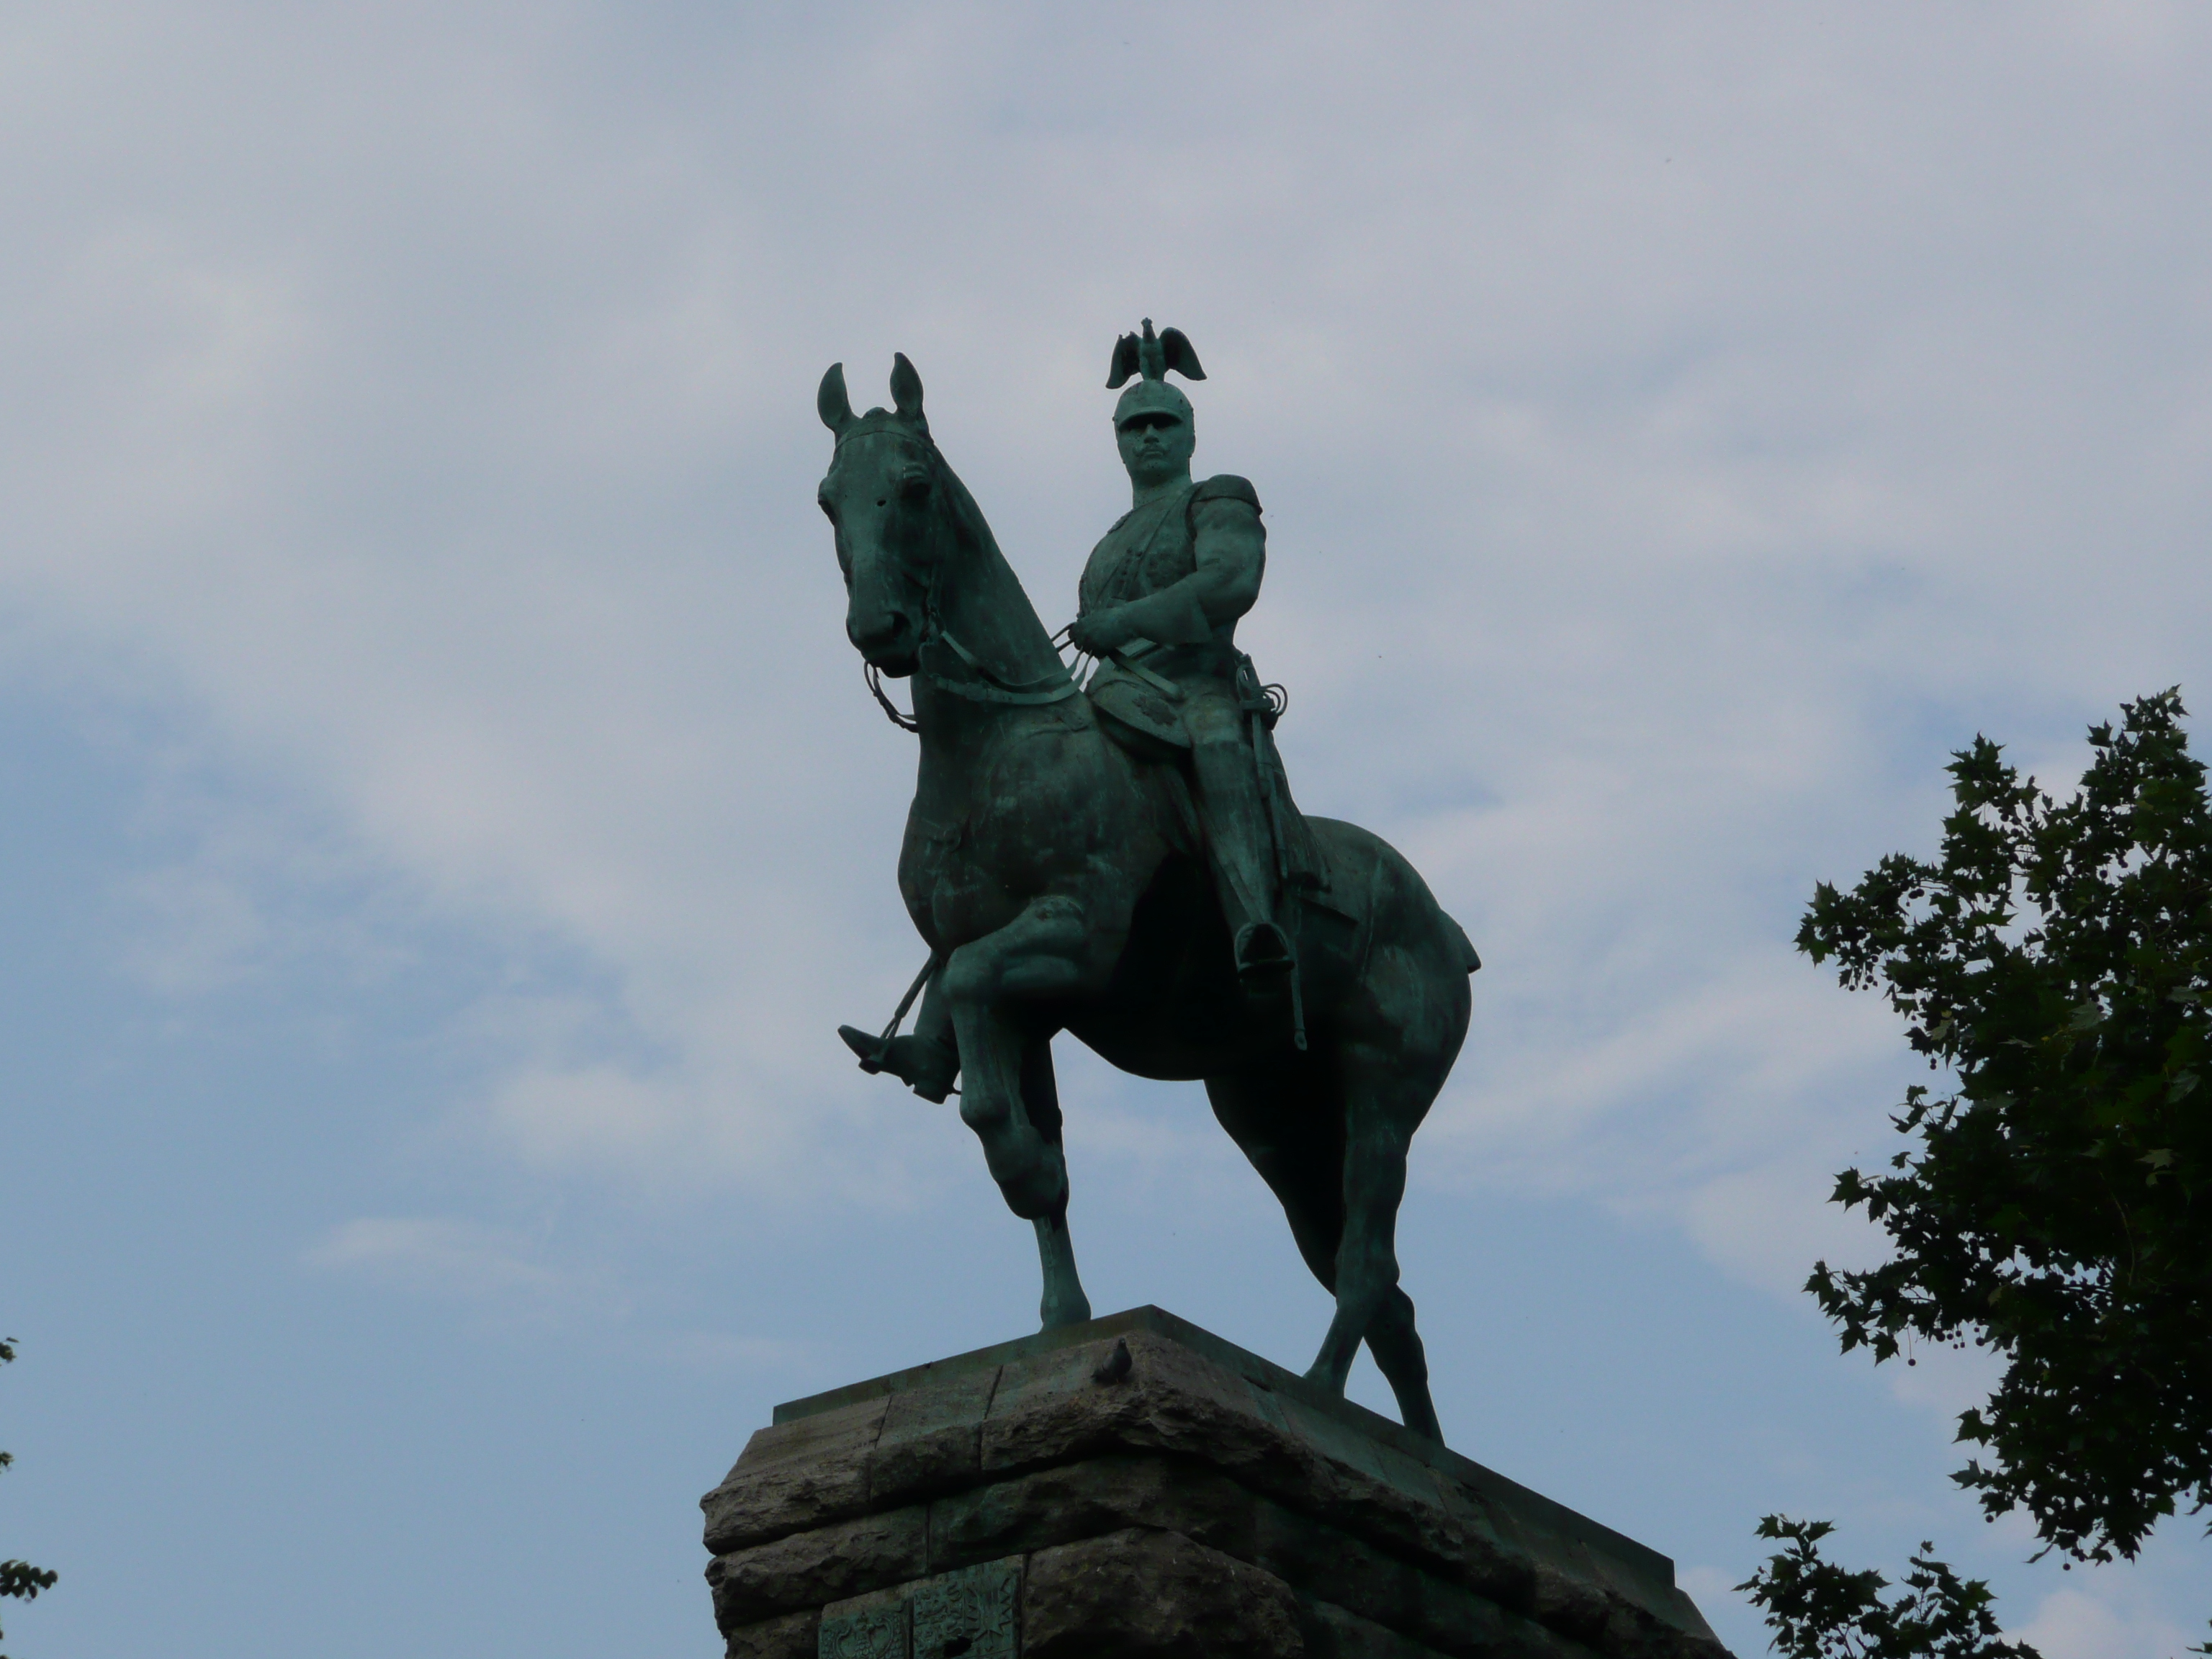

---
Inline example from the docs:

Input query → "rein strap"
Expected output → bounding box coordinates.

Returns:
[927,631,1082,706]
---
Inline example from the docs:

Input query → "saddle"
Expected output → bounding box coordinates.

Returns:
[1086,645,1191,755]
[1084,644,1329,896]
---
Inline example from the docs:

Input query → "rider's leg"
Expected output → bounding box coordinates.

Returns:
[836,963,958,1100]
[885,973,959,1101]
[1185,696,1292,981]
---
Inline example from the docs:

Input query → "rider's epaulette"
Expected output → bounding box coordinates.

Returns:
[1190,474,1261,513]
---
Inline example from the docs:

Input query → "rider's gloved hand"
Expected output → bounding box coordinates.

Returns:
[1068,607,1136,656]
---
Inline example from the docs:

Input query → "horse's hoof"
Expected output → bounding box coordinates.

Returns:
[1402,1403,1444,1443]
[1038,1294,1094,1331]
[1302,1360,1349,1398]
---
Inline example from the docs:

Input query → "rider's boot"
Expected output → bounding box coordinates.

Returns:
[1191,734,1295,989]
[837,978,960,1102]
[838,1025,960,1101]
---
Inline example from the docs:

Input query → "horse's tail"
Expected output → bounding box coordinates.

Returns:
[1445,914,1481,975]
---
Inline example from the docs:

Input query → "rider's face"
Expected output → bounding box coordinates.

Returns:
[1116,410,1195,488]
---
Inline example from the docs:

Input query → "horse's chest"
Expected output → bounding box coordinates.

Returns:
[902,813,1020,938]
[899,774,1099,944]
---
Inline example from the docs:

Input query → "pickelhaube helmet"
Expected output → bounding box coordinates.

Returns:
[1108,319,1204,427]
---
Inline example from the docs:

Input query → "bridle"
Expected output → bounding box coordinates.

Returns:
[835,426,1080,734]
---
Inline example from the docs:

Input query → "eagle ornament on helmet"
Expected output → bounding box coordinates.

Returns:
[1107,318,1204,427]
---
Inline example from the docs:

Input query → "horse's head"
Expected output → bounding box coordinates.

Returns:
[817,354,950,678]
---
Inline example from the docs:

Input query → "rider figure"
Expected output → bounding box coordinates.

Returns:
[842,320,1311,1097]
[1066,321,1296,987]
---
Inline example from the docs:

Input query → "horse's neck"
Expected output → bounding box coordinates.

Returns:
[936,535,1061,688]
[910,521,1069,804]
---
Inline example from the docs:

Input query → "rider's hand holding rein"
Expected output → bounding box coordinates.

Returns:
[1068,606,1138,657]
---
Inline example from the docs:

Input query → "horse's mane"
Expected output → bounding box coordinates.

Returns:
[931,443,1012,575]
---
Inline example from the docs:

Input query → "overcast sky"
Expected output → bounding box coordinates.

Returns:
[4,6,2209,1656]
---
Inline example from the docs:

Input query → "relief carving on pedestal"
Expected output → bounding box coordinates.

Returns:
[910,1557,1021,1659]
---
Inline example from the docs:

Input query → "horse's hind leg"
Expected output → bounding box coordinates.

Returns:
[1205,1063,1345,1292]
[1366,1286,1440,1442]
[1307,1051,1444,1441]
[1209,1061,1442,1440]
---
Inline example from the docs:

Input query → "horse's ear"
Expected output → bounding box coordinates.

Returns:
[889,352,925,421]
[818,363,853,433]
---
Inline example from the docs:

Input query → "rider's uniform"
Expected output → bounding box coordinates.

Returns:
[1077,474,1311,973]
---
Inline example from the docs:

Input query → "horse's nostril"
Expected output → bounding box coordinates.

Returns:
[849,609,911,653]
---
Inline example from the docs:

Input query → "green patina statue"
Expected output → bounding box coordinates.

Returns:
[1070,321,1319,988]
[822,328,1478,1442]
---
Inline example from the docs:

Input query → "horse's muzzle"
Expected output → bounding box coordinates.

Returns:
[848,606,921,675]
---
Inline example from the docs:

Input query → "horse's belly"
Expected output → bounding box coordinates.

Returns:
[1064,1017,1254,1082]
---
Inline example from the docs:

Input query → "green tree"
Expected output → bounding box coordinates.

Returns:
[1795,689,2211,1565]
[1737,1517,2040,1659]
[0,1338,55,1659]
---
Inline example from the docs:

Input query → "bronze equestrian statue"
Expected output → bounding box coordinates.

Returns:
[822,331,1479,1441]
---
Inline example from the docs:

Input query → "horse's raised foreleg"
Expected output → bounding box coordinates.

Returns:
[942,894,1100,1328]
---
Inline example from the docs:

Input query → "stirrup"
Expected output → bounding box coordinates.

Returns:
[838,1027,958,1102]
[1234,920,1295,982]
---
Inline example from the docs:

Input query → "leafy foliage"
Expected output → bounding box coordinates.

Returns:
[0,1339,54,1659]
[1798,691,2212,1563]
[1738,1517,2039,1659]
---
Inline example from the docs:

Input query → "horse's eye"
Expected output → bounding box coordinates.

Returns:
[899,473,931,503]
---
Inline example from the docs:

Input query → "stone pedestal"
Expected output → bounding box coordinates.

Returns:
[701,1307,1730,1659]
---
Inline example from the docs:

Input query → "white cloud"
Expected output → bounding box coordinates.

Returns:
[2016,1587,2201,1659]
[304,1216,617,1320]
[4,0,2208,1438]
[6,10,2210,1655]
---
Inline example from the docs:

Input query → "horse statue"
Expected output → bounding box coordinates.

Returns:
[817,354,1478,1440]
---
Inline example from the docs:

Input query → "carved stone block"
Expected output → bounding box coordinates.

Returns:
[725,1608,822,1659]
[700,1309,1732,1659]
[1022,1527,1305,1659]
[706,1395,890,1554]
[910,1556,1020,1659]
[711,1506,928,1627]
[820,1586,910,1659]
[873,1367,1001,1505]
